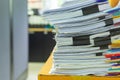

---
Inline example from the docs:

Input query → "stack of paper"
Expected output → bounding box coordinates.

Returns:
[104,40,120,76]
[42,0,120,76]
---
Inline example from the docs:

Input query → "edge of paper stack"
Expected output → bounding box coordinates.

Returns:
[42,0,120,76]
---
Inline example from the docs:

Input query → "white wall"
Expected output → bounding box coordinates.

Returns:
[42,0,62,10]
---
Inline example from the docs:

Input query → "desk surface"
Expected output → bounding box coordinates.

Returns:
[38,54,52,75]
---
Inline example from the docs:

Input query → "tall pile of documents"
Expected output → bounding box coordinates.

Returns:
[42,0,120,76]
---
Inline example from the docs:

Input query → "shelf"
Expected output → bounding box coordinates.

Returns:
[38,53,120,80]
[29,28,54,33]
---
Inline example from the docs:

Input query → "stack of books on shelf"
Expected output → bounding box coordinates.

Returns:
[42,0,120,76]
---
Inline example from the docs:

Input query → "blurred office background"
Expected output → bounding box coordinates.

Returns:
[28,0,74,62]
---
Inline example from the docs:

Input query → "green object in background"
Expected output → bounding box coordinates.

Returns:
[45,24,54,29]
